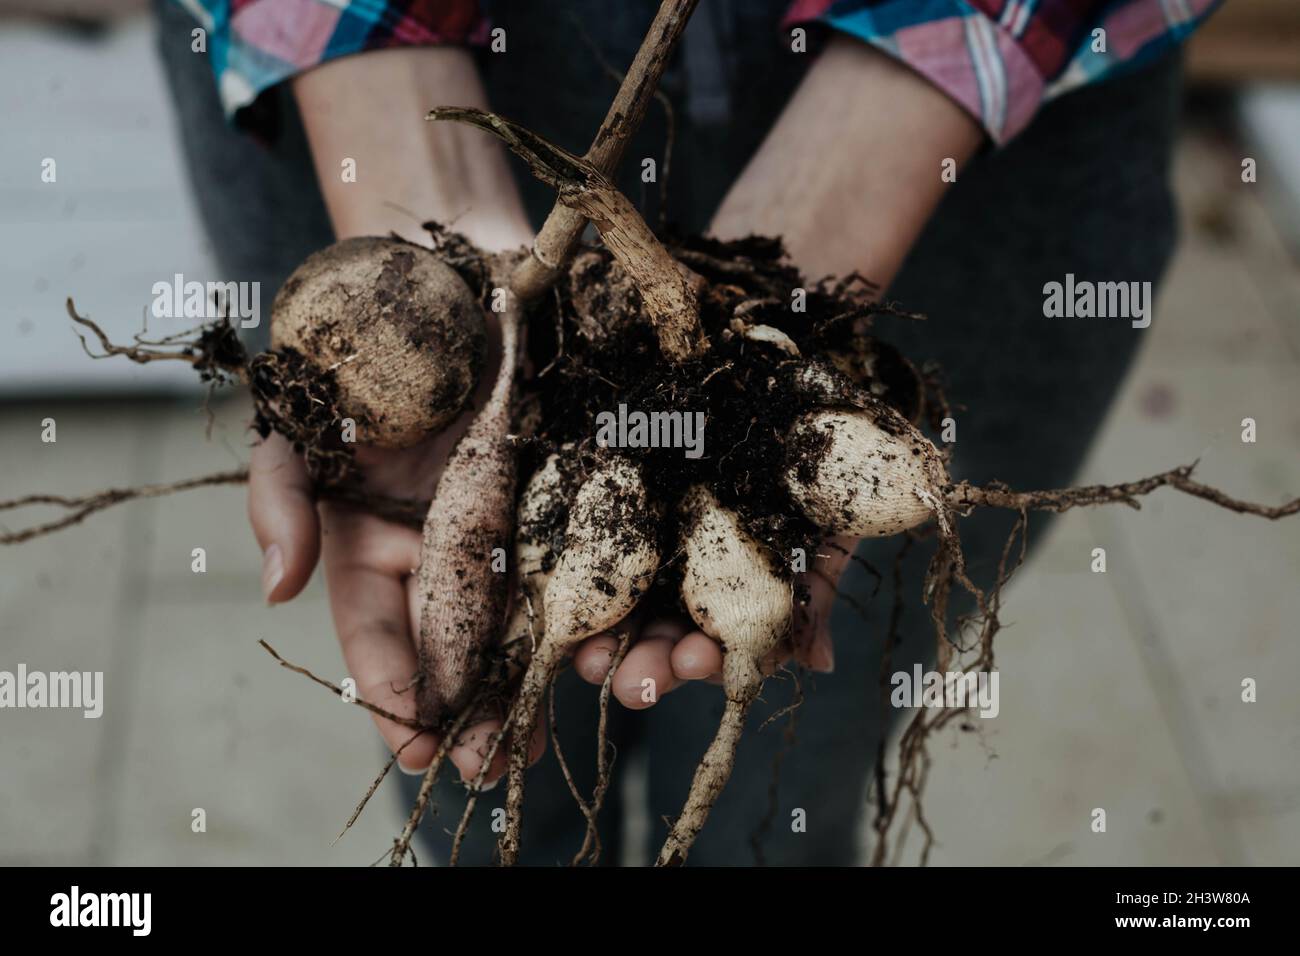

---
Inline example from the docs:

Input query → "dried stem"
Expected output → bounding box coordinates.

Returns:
[0,469,428,545]
[447,717,513,867]
[427,107,707,362]
[258,639,423,730]
[389,705,475,867]
[508,0,700,301]
[948,462,1299,520]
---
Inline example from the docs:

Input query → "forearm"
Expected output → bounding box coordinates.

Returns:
[293,46,532,252]
[710,37,984,289]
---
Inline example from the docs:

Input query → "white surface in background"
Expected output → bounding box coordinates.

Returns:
[0,16,217,396]
[1240,85,1300,254]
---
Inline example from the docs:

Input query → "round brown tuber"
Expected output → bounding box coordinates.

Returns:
[270,236,486,448]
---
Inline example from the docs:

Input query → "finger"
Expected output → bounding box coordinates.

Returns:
[449,703,547,789]
[247,432,321,603]
[321,505,422,576]
[670,631,724,681]
[795,536,856,673]
[571,609,653,684]
[760,644,793,676]
[573,633,622,684]
[323,511,435,772]
[445,719,509,786]
[613,620,687,710]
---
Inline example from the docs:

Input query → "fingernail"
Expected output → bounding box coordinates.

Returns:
[399,762,429,776]
[261,544,284,603]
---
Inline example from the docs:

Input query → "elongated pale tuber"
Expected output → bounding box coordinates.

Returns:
[415,263,521,728]
[500,451,572,651]
[784,407,945,537]
[542,457,660,650]
[270,236,485,448]
[657,485,792,866]
[677,485,790,693]
[500,455,660,865]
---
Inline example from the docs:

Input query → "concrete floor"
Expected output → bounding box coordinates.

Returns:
[1,128,1297,866]
[902,130,1300,867]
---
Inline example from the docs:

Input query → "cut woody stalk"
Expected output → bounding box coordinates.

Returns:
[508,0,702,302]
[427,107,709,363]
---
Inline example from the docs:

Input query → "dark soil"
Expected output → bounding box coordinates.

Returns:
[248,348,356,486]
[518,233,935,615]
[149,228,939,616]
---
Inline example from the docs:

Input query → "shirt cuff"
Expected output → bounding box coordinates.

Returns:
[182,0,489,122]
[783,0,1220,145]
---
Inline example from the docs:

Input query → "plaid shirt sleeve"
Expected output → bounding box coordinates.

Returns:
[783,0,1221,144]
[174,0,488,120]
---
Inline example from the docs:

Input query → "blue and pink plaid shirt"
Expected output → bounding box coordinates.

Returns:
[176,0,1219,144]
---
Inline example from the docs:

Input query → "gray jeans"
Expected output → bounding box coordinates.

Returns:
[156,0,1182,865]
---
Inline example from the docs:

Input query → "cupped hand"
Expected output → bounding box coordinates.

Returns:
[250,425,547,781]
[571,536,850,706]
[247,302,551,783]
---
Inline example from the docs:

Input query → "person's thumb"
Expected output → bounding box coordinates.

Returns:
[247,431,320,603]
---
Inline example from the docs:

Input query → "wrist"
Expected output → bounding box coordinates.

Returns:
[294,46,533,256]
[709,37,983,289]
[332,205,533,254]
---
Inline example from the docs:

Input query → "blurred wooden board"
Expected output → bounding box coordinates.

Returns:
[1187,1,1300,83]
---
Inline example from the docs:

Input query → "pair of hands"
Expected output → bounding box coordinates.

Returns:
[247,359,848,784]
[268,34,981,784]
